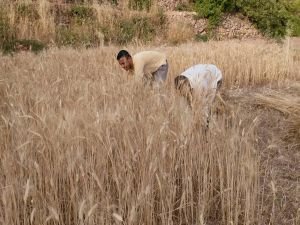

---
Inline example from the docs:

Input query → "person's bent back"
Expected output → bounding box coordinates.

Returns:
[174,64,223,127]
[175,64,222,102]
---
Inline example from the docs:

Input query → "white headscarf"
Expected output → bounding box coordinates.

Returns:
[180,64,222,92]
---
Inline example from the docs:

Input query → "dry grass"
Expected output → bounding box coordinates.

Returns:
[166,22,195,45]
[3,0,56,43]
[0,40,299,225]
[250,87,300,147]
[0,0,167,47]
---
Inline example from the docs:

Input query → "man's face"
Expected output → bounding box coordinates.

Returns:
[118,56,133,71]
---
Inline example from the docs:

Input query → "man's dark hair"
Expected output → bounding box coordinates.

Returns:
[117,50,131,60]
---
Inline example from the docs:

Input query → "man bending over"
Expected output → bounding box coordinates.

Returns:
[117,50,168,85]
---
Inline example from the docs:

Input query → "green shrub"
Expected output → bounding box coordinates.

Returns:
[16,3,40,20]
[117,16,155,44]
[70,5,95,24]
[175,2,194,11]
[56,25,98,47]
[289,16,300,36]
[195,33,209,42]
[66,0,118,4]
[55,5,99,47]
[56,27,76,46]
[117,20,135,44]
[195,0,225,29]
[15,39,46,53]
[129,0,152,11]
[240,0,289,38]
[101,11,166,45]
[108,0,119,5]
[2,39,46,55]
[0,13,14,44]
[0,8,16,54]
[56,26,85,47]
[288,0,300,36]
[194,0,296,38]
[133,16,156,41]
[151,9,167,29]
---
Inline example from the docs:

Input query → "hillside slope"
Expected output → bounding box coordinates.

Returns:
[1,0,299,53]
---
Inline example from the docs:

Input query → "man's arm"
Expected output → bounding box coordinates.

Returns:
[133,60,145,82]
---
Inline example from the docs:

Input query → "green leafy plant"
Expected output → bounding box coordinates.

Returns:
[195,0,225,28]
[287,0,300,36]
[240,0,289,38]
[194,0,297,38]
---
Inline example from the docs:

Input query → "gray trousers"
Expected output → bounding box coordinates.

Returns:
[152,62,169,82]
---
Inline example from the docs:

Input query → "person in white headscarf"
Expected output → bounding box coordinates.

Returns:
[174,64,223,127]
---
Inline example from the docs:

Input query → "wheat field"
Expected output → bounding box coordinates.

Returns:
[0,40,299,225]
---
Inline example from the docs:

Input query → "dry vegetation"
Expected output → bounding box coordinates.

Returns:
[166,22,195,45]
[0,40,299,225]
[0,0,172,50]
